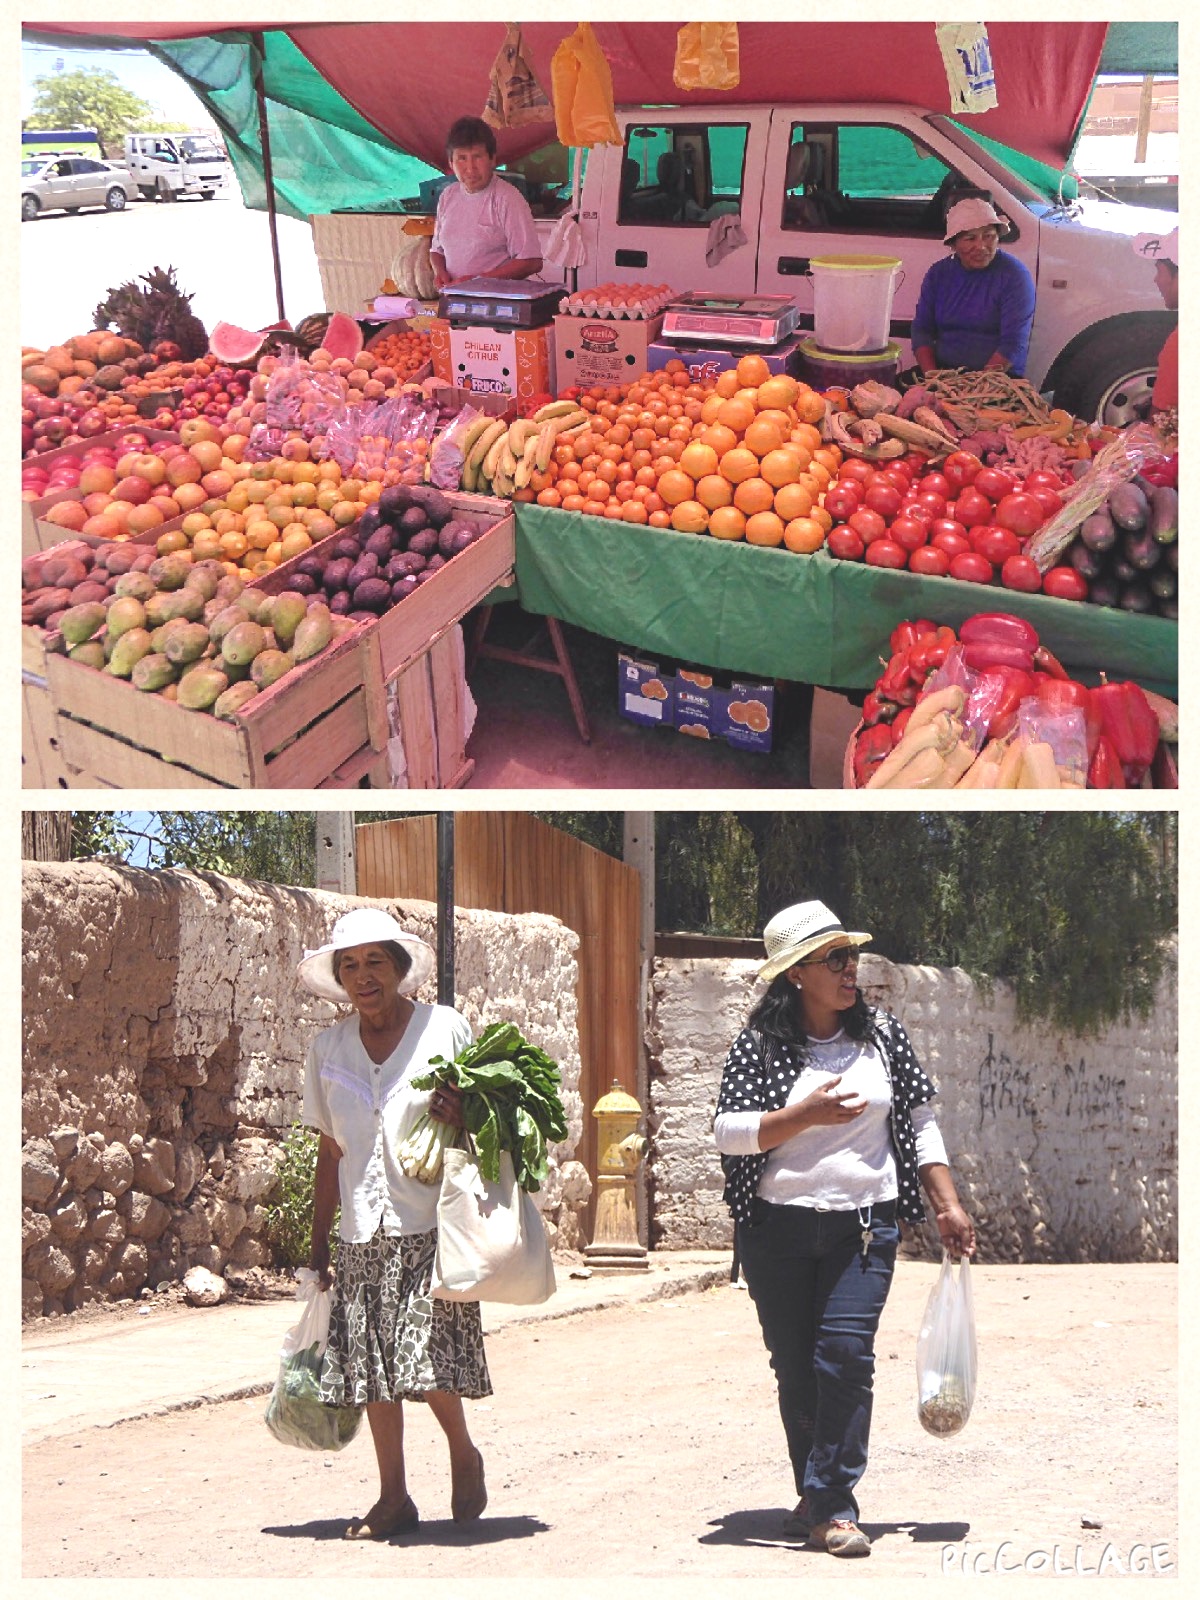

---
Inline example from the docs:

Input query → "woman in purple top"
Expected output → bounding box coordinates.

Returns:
[911,197,1035,377]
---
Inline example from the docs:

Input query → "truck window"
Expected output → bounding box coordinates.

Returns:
[781,122,968,238]
[619,122,748,226]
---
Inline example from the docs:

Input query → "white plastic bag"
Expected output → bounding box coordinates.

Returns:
[263,1268,363,1451]
[432,1148,556,1305]
[935,23,998,116]
[915,1253,978,1437]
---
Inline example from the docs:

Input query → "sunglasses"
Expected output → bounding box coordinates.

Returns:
[797,947,859,974]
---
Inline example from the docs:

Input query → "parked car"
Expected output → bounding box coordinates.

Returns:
[21,156,138,221]
[576,104,1178,423]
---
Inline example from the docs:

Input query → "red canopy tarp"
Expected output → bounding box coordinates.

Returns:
[28,21,1106,171]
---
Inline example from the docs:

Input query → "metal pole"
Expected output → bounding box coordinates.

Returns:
[437,812,455,1005]
[569,145,583,294]
[252,30,287,323]
[1134,73,1155,166]
[623,811,655,1250]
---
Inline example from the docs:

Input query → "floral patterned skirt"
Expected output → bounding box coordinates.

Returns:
[319,1224,492,1406]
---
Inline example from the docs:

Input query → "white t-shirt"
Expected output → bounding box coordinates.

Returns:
[713,1030,947,1209]
[431,175,541,281]
[303,1003,472,1241]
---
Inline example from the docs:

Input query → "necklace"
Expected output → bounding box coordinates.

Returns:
[804,1029,861,1074]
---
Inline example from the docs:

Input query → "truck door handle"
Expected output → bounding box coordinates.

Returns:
[777,256,811,276]
[615,249,648,268]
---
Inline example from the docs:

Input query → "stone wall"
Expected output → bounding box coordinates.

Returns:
[22,862,585,1319]
[646,949,1177,1263]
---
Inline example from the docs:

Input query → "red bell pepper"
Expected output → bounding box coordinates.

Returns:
[1034,676,1102,760]
[973,665,1035,741]
[862,691,898,727]
[853,722,895,787]
[890,706,914,745]
[1032,644,1069,681]
[959,612,1040,654]
[1087,735,1126,789]
[1090,677,1160,785]
[889,618,937,655]
[962,638,1035,674]
[878,650,918,705]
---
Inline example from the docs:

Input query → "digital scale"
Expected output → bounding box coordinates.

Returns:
[437,277,563,329]
[659,292,799,348]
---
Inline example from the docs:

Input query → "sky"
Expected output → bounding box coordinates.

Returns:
[21,39,215,129]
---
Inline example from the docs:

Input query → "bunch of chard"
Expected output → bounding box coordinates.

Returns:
[400,1023,568,1191]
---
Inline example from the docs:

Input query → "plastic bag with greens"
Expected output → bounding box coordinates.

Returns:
[263,1269,362,1451]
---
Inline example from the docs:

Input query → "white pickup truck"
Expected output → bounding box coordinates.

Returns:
[572,104,1176,424]
[124,132,230,203]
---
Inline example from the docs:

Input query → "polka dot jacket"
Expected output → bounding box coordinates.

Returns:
[715,1009,937,1227]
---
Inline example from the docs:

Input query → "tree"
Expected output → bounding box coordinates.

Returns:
[68,812,317,885]
[21,813,72,861]
[25,67,186,155]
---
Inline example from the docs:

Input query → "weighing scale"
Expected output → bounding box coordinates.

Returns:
[659,292,799,348]
[438,277,563,329]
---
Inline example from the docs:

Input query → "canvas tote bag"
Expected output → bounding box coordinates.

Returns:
[432,1146,556,1305]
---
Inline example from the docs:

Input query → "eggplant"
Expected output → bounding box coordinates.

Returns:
[1157,595,1178,621]
[1148,485,1178,545]
[1122,528,1161,572]
[1111,556,1138,585]
[1086,576,1120,608]
[1118,581,1154,614]
[1108,481,1149,532]
[1149,568,1177,601]
[1069,541,1104,581]
[1079,510,1117,552]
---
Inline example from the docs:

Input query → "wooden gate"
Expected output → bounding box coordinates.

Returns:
[355,814,642,1218]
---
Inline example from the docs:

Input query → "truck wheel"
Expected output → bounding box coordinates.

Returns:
[1053,324,1168,427]
[65,205,80,214]
[22,193,40,221]
[156,176,176,203]
[138,186,155,201]
[105,187,127,212]
[200,190,215,200]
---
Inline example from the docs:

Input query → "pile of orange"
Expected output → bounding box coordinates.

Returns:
[529,353,840,553]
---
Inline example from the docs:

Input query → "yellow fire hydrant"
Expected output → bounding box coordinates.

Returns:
[585,1080,649,1271]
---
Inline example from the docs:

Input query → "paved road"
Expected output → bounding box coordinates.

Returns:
[20,189,327,349]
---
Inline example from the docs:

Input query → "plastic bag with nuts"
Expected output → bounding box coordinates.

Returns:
[915,1253,978,1437]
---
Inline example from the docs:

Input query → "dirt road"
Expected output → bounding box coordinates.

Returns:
[22,1264,1176,1579]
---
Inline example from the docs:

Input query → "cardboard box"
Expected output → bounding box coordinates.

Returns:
[809,686,865,788]
[429,318,556,406]
[673,667,717,741]
[646,334,805,384]
[554,314,664,389]
[617,652,675,728]
[716,679,775,752]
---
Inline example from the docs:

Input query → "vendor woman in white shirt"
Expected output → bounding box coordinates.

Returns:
[430,116,543,288]
[299,907,486,1541]
[714,901,974,1560]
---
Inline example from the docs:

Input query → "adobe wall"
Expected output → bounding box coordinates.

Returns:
[21,862,585,1319]
[646,949,1177,1262]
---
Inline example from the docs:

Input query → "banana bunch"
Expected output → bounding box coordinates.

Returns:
[459,400,589,497]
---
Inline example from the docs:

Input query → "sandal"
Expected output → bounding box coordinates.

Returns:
[344,1495,420,1541]
[451,1447,488,1523]
[810,1518,871,1557]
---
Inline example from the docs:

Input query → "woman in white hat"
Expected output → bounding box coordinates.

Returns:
[297,906,488,1540]
[910,194,1036,377]
[714,901,974,1559]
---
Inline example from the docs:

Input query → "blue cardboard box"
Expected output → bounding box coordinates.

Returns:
[646,335,805,385]
[617,652,674,728]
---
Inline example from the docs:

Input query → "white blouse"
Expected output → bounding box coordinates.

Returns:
[303,1003,472,1242]
[713,1030,948,1210]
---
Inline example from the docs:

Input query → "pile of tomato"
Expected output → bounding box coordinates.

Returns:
[822,448,1090,601]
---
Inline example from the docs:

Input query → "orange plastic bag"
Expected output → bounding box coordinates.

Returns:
[483,22,553,130]
[551,22,621,148]
[673,23,740,92]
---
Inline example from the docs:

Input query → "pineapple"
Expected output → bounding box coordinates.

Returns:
[93,265,209,361]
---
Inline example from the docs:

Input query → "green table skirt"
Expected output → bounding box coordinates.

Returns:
[512,504,1177,698]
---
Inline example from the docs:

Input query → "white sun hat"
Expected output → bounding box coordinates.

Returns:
[296,907,435,1002]
[1132,227,1178,266]
[943,196,1011,246]
[758,900,872,984]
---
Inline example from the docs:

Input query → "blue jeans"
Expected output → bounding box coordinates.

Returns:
[737,1197,899,1524]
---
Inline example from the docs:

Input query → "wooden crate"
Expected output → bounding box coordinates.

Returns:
[42,627,388,790]
[22,672,71,789]
[21,429,180,554]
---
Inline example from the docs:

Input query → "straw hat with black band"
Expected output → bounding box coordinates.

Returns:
[758,900,872,985]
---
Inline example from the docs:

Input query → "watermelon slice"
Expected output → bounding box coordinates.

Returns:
[320,310,364,362]
[209,321,268,364]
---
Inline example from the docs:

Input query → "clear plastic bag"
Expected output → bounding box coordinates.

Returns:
[1016,702,1088,789]
[430,403,484,491]
[263,1268,362,1451]
[916,1254,978,1438]
[922,646,990,752]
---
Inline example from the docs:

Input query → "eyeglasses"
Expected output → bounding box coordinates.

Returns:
[797,947,859,974]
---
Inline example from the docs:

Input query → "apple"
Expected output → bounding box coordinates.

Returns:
[82,491,116,517]
[112,475,153,505]
[129,453,167,486]
[42,500,89,532]
[78,463,118,495]
[166,454,203,487]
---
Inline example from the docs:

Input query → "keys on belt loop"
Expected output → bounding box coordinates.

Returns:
[857,1205,873,1258]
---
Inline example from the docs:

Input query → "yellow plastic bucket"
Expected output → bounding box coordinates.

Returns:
[809,254,903,355]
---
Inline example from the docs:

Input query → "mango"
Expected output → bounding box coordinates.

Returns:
[59,602,107,646]
[222,620,267,668]
[163,622,212,666]
[292,604,334,662]
[250,648,294,689]
[113,572,156,603]
[177,668,230,711]
[214,681,260,720]
[105,596,147,639]
[68,640,107,670]
[268,591,308,647]
[106,627,153,678]
[131,653,178,693]
[147,555,192,591]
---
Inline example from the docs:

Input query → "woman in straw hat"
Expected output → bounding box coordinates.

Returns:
[297,906,488,1540]
[911,193,1036,377]
[714,901,974,1559]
